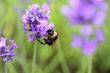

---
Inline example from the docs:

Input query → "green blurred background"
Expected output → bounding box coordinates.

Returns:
[0,0,110,73]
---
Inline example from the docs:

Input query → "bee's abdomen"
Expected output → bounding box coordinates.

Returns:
[44,39,54,45]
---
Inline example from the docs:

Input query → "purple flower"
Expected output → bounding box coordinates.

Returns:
[82,39,97,56]
[0,37,6,48]
[28,34,36,42]
[22,4,54,41]
[71,35,82,48]
[62,0,108,56]
[93,11,106,27]
[61,0,107,25]
[9,39,18,48]
[95,29,104,42]
[80,25,93,36]
[71,28,105,56]
[41,4,50,17]
[71,36,97,55]
[0,37,17,62]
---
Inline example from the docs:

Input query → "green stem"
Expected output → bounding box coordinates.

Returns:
[3,62,7,73]
[56,40,70,73]
[32,42,37,73]
[87,56,92,73]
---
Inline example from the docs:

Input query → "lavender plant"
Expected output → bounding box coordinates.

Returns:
[0,37,17,73]
[22,3,55,73]
[61,0,107,73]
[0,37,17,62]
[61,0,107,26]
[22,4,54,41]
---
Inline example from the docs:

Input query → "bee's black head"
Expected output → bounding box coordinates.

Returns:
[47,29,54,36]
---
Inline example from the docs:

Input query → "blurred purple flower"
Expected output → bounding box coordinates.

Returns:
[82,39,97,56]
[0,37,17,62]
[61,0,107,25]
[63,0,108,56]
[71,35,82,48]
[71,35,97,55]
[71,28,105,55]
[95,29,104,42]
[80,25,93,36]
[22,4,54,41]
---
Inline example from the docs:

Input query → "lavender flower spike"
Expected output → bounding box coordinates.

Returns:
[22,4,54,42]
[0,37,17,62]
[71,35,97,56]
[63,0,108,56]
[61,0,107,25]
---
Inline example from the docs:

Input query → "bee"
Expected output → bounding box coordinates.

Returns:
[37,29,58,46]
[25,23,58,45]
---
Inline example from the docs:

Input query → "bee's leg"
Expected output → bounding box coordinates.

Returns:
[37,39,45,45]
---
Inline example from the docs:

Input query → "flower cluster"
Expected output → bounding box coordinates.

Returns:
[22,4,54,42]
[61,0,107,56]
[71,29,104,56]
[61,0,107,26]
[0,37,17,62]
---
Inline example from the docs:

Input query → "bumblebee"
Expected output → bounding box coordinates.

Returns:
[37,29,58,45]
